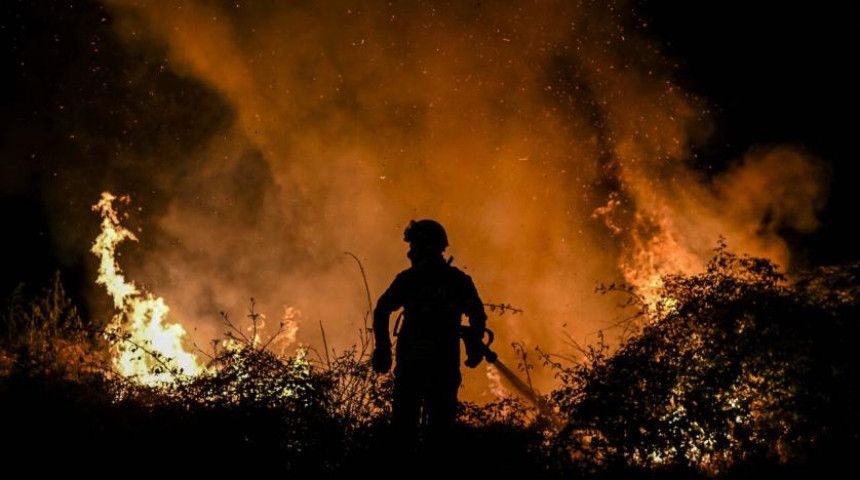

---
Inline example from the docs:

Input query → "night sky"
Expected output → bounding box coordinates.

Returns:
[638,1,858,266]
[2,0,858,315]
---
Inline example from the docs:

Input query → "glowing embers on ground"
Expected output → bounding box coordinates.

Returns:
[92,192,205,385]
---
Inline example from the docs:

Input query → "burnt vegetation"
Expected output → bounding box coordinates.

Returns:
[1,244,858,477]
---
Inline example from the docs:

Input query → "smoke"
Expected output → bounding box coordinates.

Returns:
[82,0,831,399]
[486,363,509,400]
[613,145,828,303]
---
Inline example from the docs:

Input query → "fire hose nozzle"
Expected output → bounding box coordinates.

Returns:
[460,326,498,366]
[484,347,498,363]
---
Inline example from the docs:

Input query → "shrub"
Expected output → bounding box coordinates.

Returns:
[546,243,860,473]
[0,272,106,379]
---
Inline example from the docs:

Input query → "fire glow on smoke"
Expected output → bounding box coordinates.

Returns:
[86,1,827,396]
[93,191,304,385]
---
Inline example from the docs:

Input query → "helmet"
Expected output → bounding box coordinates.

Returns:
[403,219,448,251]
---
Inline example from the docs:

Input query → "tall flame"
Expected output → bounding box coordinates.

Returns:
[92,192,204,384]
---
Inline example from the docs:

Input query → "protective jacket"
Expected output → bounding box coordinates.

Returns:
[374,256,487,370]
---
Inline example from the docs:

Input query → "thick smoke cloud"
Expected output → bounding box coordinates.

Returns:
[26,0,823,399]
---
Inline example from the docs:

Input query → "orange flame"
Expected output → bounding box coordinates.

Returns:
[92,192,205,384]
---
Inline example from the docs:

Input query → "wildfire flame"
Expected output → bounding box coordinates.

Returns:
[92,192,205,384]
[623,212,701,309]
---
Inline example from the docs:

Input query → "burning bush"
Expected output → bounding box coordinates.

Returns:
[545,242,860,473]
[0,283,392,474]
[0,272,106,379]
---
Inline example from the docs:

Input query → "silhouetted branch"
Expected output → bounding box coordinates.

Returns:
[344,251,373,353]
[484,302,524,315]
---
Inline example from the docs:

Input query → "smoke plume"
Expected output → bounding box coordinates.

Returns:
[69,0,831,399]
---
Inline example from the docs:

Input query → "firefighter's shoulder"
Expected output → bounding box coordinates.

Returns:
[392,268,414,283]
[447,264,475,283]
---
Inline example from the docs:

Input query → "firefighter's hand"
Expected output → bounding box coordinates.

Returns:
[463,326,484,368]
[465,350,483,368]
[372,346,392,373]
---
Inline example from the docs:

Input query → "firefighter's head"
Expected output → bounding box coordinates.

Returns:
[404,219,448,261]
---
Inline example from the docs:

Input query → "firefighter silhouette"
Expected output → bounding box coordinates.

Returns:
[372,219,488,434]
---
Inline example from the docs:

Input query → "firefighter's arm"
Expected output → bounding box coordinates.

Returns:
[463,275,488,334]
[371,275,403,373]
[462,275,488,368]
